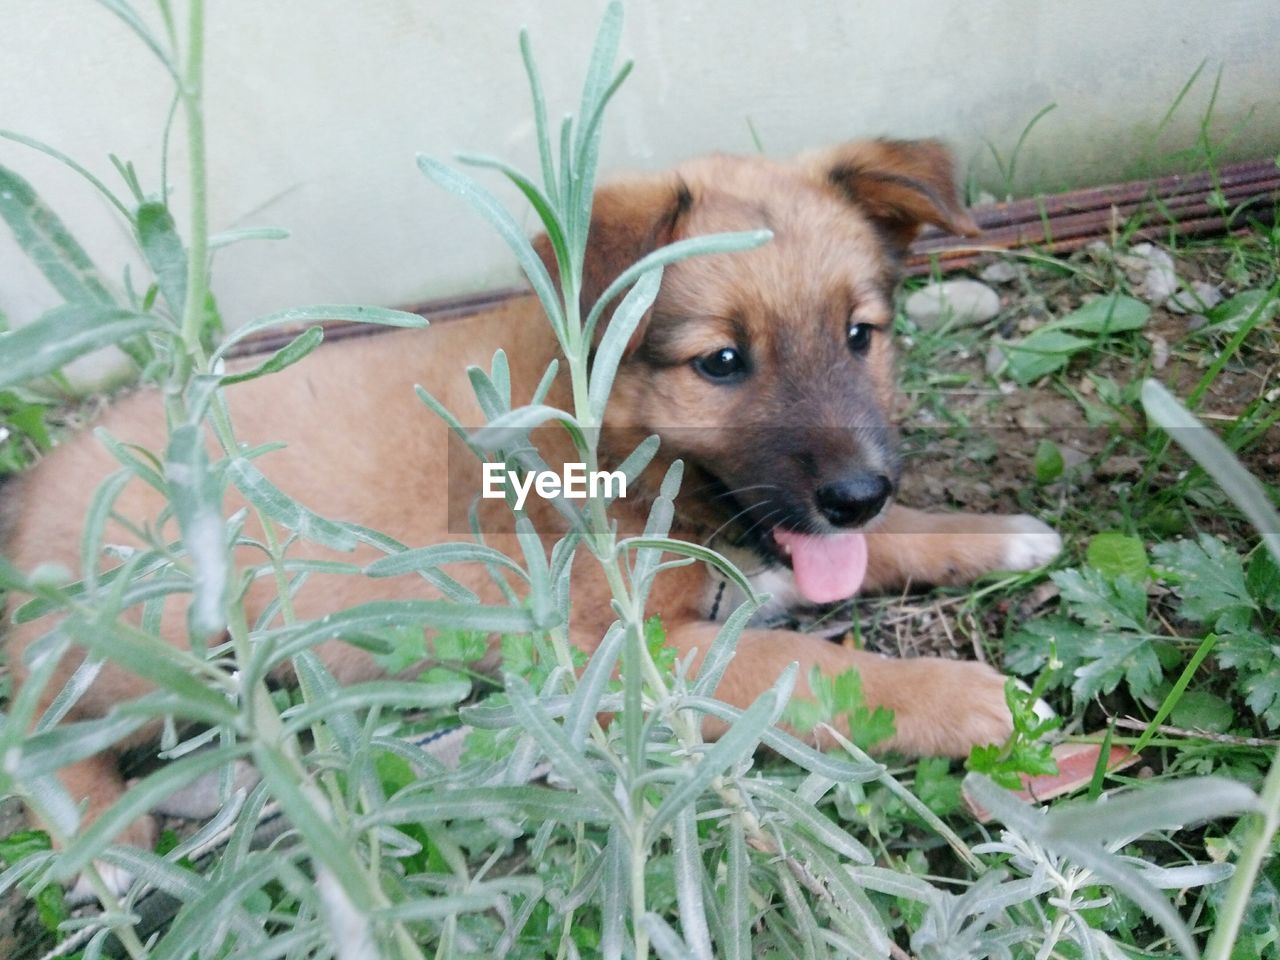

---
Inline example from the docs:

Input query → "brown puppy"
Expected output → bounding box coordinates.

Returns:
[2,139,1060,848]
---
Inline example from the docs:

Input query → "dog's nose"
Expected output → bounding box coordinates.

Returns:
[815,472,892,528]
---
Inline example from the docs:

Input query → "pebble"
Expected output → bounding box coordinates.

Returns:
[905,280,1001,328]
[1167,281,1223,315]
[1097,455,1143,480]
[1146,332,1170,369]
[985,342,1006,377]
[1128,243,1179,304]
[979,260,1019,284]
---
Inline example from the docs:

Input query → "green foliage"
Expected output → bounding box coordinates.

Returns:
[1032,437,1064,484]
[1000,292,1150,382]
[784,665,897,751]
[966,678,1061,790]
[0,388,53,476]
[0,830,68,938]
[1007,530,1280,729]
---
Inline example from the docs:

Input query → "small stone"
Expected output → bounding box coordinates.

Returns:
[1097,455,1143,480]
[979,260,1019,284]
[985,342,1007,377]
[905,280,1001,328]
[1060,446,1091,470]
[1167,281,1223,315]
[1128,243,1179,304]
[1146,332,1170,369]
[1186,314,1209,332]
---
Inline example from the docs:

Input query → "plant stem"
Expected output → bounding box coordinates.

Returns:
[178,0,209,362]
[1203,744,1280,960]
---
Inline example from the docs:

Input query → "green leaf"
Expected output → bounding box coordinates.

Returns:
[219,327,323,386]
[1247,549,1280,612]
[1050,292,1150,335]
[280,679,470,735]
[213,304,427,359]
[1087,532,1150,582]
[165,424,228,641]
[1046,776,1260,843]
[742,779,873,864]
[364,541,528,580]
[135,201,188,314]
[373,785,611,826]
[1000,329,1094,383]
[584,231,773,338]
[1201,288,1279,335]
[1142,379,1280,566]
[54,745,248,882]
[589,265,662,423]
[506,674,619,819]
[1055,566,1148,633]
[647,663,795,842]
[0,304,160,391]
[964,773,1202,960]
[226,457,357,552]
[618,536,758,605]
[208,226,290,250]
[14,712,150,780]
[1171,690,1235,733]
[417,155,565,335]
[1153,534,1256,632]
[0,163,114,305]
[1033,438,1064,484]
[469,404,585,453]
[250,743,374,911]
[263,600,536,666]
[785,666,896,752]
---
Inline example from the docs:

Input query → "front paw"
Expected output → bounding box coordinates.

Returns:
[997,515,1061,571]
[869,657,1016,758]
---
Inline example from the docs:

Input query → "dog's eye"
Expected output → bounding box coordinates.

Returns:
[847,323,874,355]
[693,347,748,382]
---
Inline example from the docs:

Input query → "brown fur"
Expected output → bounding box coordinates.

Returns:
[2,139,1058,847]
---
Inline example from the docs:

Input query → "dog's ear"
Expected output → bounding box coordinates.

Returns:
[800,138,979,251]
[533,175,691,345]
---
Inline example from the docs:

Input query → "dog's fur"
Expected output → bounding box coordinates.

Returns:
[2,139,1060,847]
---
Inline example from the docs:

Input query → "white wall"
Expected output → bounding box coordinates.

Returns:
[2,1,1277,386]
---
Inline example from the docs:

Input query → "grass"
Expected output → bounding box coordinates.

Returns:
[1,3,1280,958]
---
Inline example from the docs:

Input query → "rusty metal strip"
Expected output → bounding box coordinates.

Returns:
[906,159,1278,275]
[229,159,1280,357]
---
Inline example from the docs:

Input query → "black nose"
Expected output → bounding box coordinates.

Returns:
[815,472,892,528]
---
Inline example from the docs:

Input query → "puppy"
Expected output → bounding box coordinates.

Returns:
[2,139,1060,848]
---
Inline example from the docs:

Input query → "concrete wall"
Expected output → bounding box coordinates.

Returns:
[2,1,1277,386]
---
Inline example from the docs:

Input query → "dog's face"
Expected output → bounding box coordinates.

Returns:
[540,139,977,601]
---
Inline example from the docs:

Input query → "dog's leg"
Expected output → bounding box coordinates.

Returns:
[863,505,1061,591]
[669,621,1012,756]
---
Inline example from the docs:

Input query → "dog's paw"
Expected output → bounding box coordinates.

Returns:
[943,660,1017,753]
[881,658,1015,757]
[998,515,1062,571]
[66,812,156,904]
[70,860,136,904]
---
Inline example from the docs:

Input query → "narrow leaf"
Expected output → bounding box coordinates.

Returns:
[0,304,159,391]
[219,327,323,386]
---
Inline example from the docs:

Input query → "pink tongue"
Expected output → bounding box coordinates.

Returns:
[773,528,869,604]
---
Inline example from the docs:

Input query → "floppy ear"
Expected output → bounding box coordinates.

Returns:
[532,175,691,345]
[800,138,979,251]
